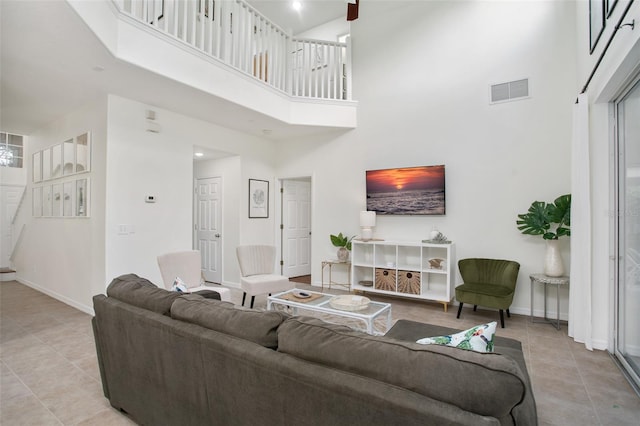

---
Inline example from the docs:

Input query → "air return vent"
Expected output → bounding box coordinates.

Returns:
[490,78,529,104]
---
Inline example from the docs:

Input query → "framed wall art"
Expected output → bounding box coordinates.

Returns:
[63,181,74,217]
[51,144,62,179]
[76,178,89,217]
[42,148,51,181]
[63,138,75,175]
[248,179,269,218]
[366,165,446,215]
[52,183,62,217]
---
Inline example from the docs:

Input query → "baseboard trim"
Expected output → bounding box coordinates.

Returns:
[15,276,94,316]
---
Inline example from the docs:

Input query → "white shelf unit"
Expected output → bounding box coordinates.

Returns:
[351,240,455,311]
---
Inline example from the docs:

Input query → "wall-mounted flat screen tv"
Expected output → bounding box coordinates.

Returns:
[366,165,445,215]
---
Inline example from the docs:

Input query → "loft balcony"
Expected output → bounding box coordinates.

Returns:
[67,0,357,134]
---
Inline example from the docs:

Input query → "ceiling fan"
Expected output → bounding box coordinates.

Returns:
[347,0,359,21]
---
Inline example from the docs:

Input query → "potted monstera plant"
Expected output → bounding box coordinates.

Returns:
[330,232,354,262]
[516,194,571,277]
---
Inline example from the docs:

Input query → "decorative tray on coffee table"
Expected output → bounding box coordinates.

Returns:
[329,295,371,311]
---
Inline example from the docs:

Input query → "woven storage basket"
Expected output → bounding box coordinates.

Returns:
[397,270,420,294]
[375,268,396,291]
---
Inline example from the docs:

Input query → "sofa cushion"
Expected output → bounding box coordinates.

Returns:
[170,295,289,348]
[416,321,497,353]
[277,316,529,423]
[106,274,181,315]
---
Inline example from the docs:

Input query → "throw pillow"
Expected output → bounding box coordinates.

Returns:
[171,276,188,292]
[416,321,497,352]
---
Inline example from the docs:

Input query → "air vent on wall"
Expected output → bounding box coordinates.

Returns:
[490,78,529,104]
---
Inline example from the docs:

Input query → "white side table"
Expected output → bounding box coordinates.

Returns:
[529,273,570,330]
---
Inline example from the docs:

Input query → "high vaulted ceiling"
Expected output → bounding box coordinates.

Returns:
[248,0,345,35]
[0,0,347,140]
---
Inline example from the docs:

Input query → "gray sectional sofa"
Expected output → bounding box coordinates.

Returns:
[92,274,537,426]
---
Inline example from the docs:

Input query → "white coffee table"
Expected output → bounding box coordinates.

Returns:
[267,289,392,335]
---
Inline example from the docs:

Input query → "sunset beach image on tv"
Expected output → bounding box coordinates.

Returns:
[366,165,445,215]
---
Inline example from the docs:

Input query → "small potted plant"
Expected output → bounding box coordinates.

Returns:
[330,232,354,262]
[516,194,571,277]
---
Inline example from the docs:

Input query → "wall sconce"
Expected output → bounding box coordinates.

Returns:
[360,210,376,241]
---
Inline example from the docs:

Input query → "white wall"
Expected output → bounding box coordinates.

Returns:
[105,95,279,289]
[296,17,349,41]
[13,97,108,314]
[277,1,577,317]
[0,165,27,186]
[574,0,640,349]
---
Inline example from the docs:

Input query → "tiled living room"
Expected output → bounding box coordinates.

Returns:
[2,0,640,424]
[1,278,639,425]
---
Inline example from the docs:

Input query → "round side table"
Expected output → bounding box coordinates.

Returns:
[321,260,351,291]
[529,273,570,330]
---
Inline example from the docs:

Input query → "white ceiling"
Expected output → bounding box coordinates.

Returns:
[0,0,347,141]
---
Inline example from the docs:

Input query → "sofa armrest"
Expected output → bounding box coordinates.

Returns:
[91,313,109,399]
[386,319,537,426]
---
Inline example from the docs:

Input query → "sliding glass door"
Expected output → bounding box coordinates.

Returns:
[615,77,640,391]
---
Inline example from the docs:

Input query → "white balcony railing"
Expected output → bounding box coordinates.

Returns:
[114,0,351,101]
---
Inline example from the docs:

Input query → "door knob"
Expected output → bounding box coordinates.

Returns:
[215,233,221,238]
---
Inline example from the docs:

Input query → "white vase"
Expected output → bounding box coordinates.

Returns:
[544,239,564,277]
[337,247,349,262]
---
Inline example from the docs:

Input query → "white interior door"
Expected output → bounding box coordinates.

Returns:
[282,178,311,278]
[195,177,222,283]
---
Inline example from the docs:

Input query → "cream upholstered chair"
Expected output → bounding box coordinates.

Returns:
[157,250,231,301]
[236,245,294,308]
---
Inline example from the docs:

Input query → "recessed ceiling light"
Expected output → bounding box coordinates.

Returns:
[292,1,302,11]
[92,66,105,72]
[195,152,204,157]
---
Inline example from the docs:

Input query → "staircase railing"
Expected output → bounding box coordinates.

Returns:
[9,224,25,263]
[10,186,26,225]
[113,0,351,101]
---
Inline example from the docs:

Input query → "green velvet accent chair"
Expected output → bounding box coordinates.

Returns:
[455,258,520,328]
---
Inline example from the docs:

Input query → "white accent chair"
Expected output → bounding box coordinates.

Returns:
[157,250,231,302]
[236,245,294,308]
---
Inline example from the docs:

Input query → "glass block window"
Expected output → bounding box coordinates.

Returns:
[0,132,24,168]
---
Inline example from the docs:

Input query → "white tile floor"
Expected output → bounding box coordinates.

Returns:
[1,280,639,425]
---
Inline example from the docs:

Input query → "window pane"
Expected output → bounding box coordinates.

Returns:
[8,145,23,158]
[8,134,23,147]
[0,146,12,167]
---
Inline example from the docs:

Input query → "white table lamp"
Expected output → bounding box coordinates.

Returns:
[360,211,376,241]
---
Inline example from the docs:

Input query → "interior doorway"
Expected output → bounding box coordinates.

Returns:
[280,177,312,279]
[194,176,223,283]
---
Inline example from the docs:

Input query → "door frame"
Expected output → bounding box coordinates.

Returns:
[612,74,640,393]
[276,175,314,279]
[193,175,224,283]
